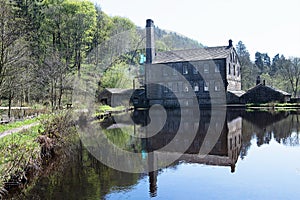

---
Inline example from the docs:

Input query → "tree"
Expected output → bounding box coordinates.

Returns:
[270,54,280,76]
[279,57,300,97]
[101,61,134,89]
[236,41,259,90]
[255,52,270,73]
[0,0,31,117]
[0,0,27,91]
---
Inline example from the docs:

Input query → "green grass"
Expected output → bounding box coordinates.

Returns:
[0,118,38,133]
[0,125,42,187]
[0,114,50,133]
[99,105,125,112]
[246,102,300,108]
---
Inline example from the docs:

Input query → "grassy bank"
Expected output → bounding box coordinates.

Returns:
[0,118,39,133]
[0,125,41,197]
[0,111,77,199]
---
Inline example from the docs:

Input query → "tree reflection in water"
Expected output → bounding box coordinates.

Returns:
[25,109,300,199]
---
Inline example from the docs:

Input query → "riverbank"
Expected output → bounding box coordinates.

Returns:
[0,111,77,199]
[246,102,300,111]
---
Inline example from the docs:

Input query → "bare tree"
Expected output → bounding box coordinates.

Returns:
[280,57,300,97]
[0,0,26,90]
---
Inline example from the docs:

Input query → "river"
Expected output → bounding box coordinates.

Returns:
[25,109,300,199]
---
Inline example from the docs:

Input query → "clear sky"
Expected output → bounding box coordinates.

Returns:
[93,0,300,61]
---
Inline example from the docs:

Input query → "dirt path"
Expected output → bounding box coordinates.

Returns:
[0,122,39,139]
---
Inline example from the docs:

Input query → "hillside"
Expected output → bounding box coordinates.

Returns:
[154,26,204,51]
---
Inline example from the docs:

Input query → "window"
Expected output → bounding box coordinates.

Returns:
[237,67,240,76]
[163,67,168,76]
[173,64,178,76]
[214,81,220,91]
[183,63,188,74]
[228,64,231,75]
[164,83,168,93]
[183,83,189,92]
[192,63,198,74]
[204,82,209,91]
[167,82,172,92]
[215,63,220,73]
[204,64,209,73]
[158,82,163,94]
[194,82,199,92]
[172,82,178,92]
[233,65,236,76]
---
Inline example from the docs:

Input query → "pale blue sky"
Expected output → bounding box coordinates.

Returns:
[93,0,300,60]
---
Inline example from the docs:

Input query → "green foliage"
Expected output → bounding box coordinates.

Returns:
[0,111,77,195]
[0,125,42,189]
[94,105,126,118]
[236,41,260,90]
[101,62,134,89]
[103,126,141,152]
[0,118,38,133]
[154,27,203,50]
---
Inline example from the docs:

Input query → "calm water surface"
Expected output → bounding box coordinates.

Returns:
[27,109,300,199]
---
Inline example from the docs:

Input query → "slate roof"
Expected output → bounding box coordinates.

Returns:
[246,84,291,96]
[228,90,246,97]
[153,46,232,64]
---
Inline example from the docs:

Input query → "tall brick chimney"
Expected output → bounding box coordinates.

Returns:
[146,19,155,64]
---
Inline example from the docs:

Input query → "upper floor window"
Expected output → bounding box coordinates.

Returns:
[163,67,168,76]
[233,65,236,76]
[192,63,198,74]
[173,63,180,76]
[228,63,231,75]
[215,63,220,73]
[172,82,178,92]
[183,63,188,74]
[204,64,209,73]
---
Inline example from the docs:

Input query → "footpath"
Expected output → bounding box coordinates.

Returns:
[0,122,39,139]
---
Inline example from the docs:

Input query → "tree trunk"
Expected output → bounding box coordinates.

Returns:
[58,74,63,109]
[8,90,12,119]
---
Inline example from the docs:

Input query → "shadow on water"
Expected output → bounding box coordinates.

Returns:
[25,109,300,199]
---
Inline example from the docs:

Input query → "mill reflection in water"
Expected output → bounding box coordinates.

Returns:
[130,108,242,197]
[26,109,300,199]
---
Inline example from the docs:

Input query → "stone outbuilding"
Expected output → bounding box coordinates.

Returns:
[241,83,291,104]
[98,88,133,107]
[227,90,246,104]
